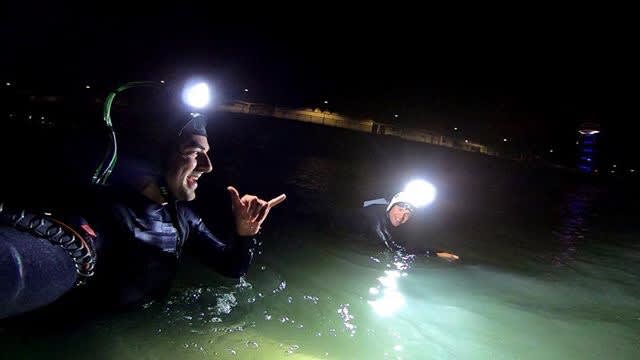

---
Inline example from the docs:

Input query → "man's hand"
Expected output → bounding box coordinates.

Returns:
[436,252,459,261]
[227,186,286,236]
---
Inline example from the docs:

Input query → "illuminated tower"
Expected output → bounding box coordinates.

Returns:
[577,122,600,173]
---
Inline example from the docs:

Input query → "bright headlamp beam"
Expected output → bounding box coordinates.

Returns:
[182,82,211,109]
[403,179,437,208]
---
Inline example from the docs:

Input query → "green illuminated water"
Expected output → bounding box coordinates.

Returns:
[2,117,639,359]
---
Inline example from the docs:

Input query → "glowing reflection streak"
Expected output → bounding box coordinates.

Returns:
[368,270,406,316]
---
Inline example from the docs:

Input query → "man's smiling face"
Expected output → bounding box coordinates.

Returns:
[165,134,212,201]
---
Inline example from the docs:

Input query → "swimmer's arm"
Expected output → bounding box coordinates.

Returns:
[424,248,460,261]
[435,252,459,261]
[185,209,257,278]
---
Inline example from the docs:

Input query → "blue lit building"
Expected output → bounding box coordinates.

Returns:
[577,122,600,174]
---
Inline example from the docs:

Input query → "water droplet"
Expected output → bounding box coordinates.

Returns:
[213,293,238,315]
[246,341,259,349]
[273,281,287,293]
[142,301,154,309]
[303,295,320,304]
[285,345,300,354]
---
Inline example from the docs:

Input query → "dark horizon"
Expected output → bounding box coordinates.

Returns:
[1,11,636,168]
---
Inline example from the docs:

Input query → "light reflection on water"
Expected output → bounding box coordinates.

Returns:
[2,140,640,359]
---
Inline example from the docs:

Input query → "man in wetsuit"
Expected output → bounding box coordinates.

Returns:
[0,86,286,319]
[360,191,459,260]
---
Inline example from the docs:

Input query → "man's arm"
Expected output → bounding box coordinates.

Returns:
[184,186,286,278]
[431,250,460,261]
[185,209,257,278]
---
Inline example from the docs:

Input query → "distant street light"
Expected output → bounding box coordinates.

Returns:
[549,149,554,153]
[503,138,508,142]
[323,100,328,104]
[244,88,249,92]
[394,114,399,118]
[454,127,459,131]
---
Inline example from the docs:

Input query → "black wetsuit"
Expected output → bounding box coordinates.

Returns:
[89,187,256,305]
[359,201,439,256]
[360,202,398,250]
[0,185,256,319]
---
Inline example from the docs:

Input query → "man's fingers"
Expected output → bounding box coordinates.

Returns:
[437,252,459,261]
[245,195,260,219]
[253,203,269,223]
[230,191,285,226]
[268,194,286,207]
[227,186,242,208]
[444,253,459,261]
[255,194,285,223]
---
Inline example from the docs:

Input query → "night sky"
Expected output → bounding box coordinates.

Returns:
[1,8,636,166]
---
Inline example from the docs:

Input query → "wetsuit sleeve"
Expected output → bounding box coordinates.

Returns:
[184,209,257,278]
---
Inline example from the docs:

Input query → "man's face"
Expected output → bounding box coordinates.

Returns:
[165,134,212,201]
[388,203,413,227]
